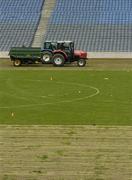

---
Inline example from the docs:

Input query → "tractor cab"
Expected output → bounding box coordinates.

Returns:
[43,41,74,59]
[43,41,57,51]
[57,41,74,60]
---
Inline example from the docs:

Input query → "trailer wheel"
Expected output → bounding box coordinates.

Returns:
[52,54,65,67]
[13,59,22,67]
[42,51,52,63]
[77,59,86,67]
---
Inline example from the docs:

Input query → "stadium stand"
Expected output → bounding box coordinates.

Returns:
[1,0,132,58]
[0,0,44,51]
[44,0,132,52]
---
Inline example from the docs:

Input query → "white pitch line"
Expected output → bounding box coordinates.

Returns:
[2,78,36,102]
[0,79,100,109]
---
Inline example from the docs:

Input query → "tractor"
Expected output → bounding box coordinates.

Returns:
[9,41,88,67]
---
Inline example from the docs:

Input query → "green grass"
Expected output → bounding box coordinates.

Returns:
[0,70,132,125]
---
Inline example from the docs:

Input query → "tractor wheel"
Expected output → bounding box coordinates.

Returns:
[42,51,52,64]
[77,59,86,67]
[52,54,65,67]
[13,59,22,67]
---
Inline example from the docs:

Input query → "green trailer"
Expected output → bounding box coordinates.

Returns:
[9,47,42,66]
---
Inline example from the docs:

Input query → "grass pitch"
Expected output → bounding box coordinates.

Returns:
[1,61,132,179]
[0,69,132,125]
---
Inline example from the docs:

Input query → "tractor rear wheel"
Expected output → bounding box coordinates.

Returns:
[13,59,22,67]
[77,59,86,67]
[52,54,65,67]
[42,51,52,64]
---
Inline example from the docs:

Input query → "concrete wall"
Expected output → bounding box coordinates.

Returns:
[1,51,132,59]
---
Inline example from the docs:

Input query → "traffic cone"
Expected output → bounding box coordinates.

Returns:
[11,112,14,117]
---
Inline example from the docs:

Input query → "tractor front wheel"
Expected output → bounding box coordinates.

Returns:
[13,59,22,67]
[77,59,86,67]
[52,54,65,67]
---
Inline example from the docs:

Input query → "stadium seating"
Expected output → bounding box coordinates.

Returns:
[0,0,44,51]
[44,0,132,52]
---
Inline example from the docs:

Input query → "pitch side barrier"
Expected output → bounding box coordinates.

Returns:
[88,52,132,59]
[0,52,9,59]
[1,51,132,59]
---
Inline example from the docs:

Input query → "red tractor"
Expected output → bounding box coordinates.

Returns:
[42,41,88,67]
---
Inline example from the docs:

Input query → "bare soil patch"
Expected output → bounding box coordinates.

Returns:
[1,125,132,179]
[1,58,132,71]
